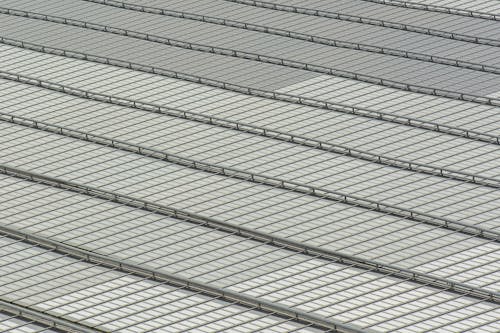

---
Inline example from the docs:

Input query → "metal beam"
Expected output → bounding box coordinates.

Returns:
[0,300,102,333]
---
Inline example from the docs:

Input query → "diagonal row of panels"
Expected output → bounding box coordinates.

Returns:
[0,31,498,246]
[227,0,500,45]
[1,31,499,145]
[0,70,498,290]
[0,169,499,333]
[358,0,500,20]
[1,71,500,240]
[87,0,500,69]
[0,107,498,291]
[2,114,499,281]
[0,76,498,328]
[0,5,500,137]
[0,4,500,105]
[0,46,499,279]
[0,230,332,333]
[1,47,499,231]
[3,0,497,76]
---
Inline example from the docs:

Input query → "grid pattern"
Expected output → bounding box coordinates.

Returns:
[0,0,499,332]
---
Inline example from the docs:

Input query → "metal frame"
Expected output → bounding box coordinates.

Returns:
[0,301,100,333]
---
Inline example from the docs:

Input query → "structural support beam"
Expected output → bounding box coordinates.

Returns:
[0,220,374,333]
[0,300,101,333]
[0,164,498,304]
[2,6,500,107]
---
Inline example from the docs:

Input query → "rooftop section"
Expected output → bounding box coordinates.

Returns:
[0,0,499,332]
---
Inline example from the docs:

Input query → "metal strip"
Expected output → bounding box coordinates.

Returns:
[224,0,500,47]
[78,0,500,75]
[0,220,374,333]
[0,164,498,304]
[0,300,101,333]
[2,7,500,107]
[0,37,498,147]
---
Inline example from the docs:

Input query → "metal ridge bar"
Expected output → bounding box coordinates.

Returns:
[224,0,500,47]
[360,0,500,21]
[0,300,101,333]
[1,37,499,147]
[0,206,375,333]
[1,71,500,242]
[1,71,499,188]
[77,0,500,75]
[0,164,498,305]
[3,7,500,108]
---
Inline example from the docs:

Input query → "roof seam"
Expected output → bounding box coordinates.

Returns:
[0,300,102,333]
